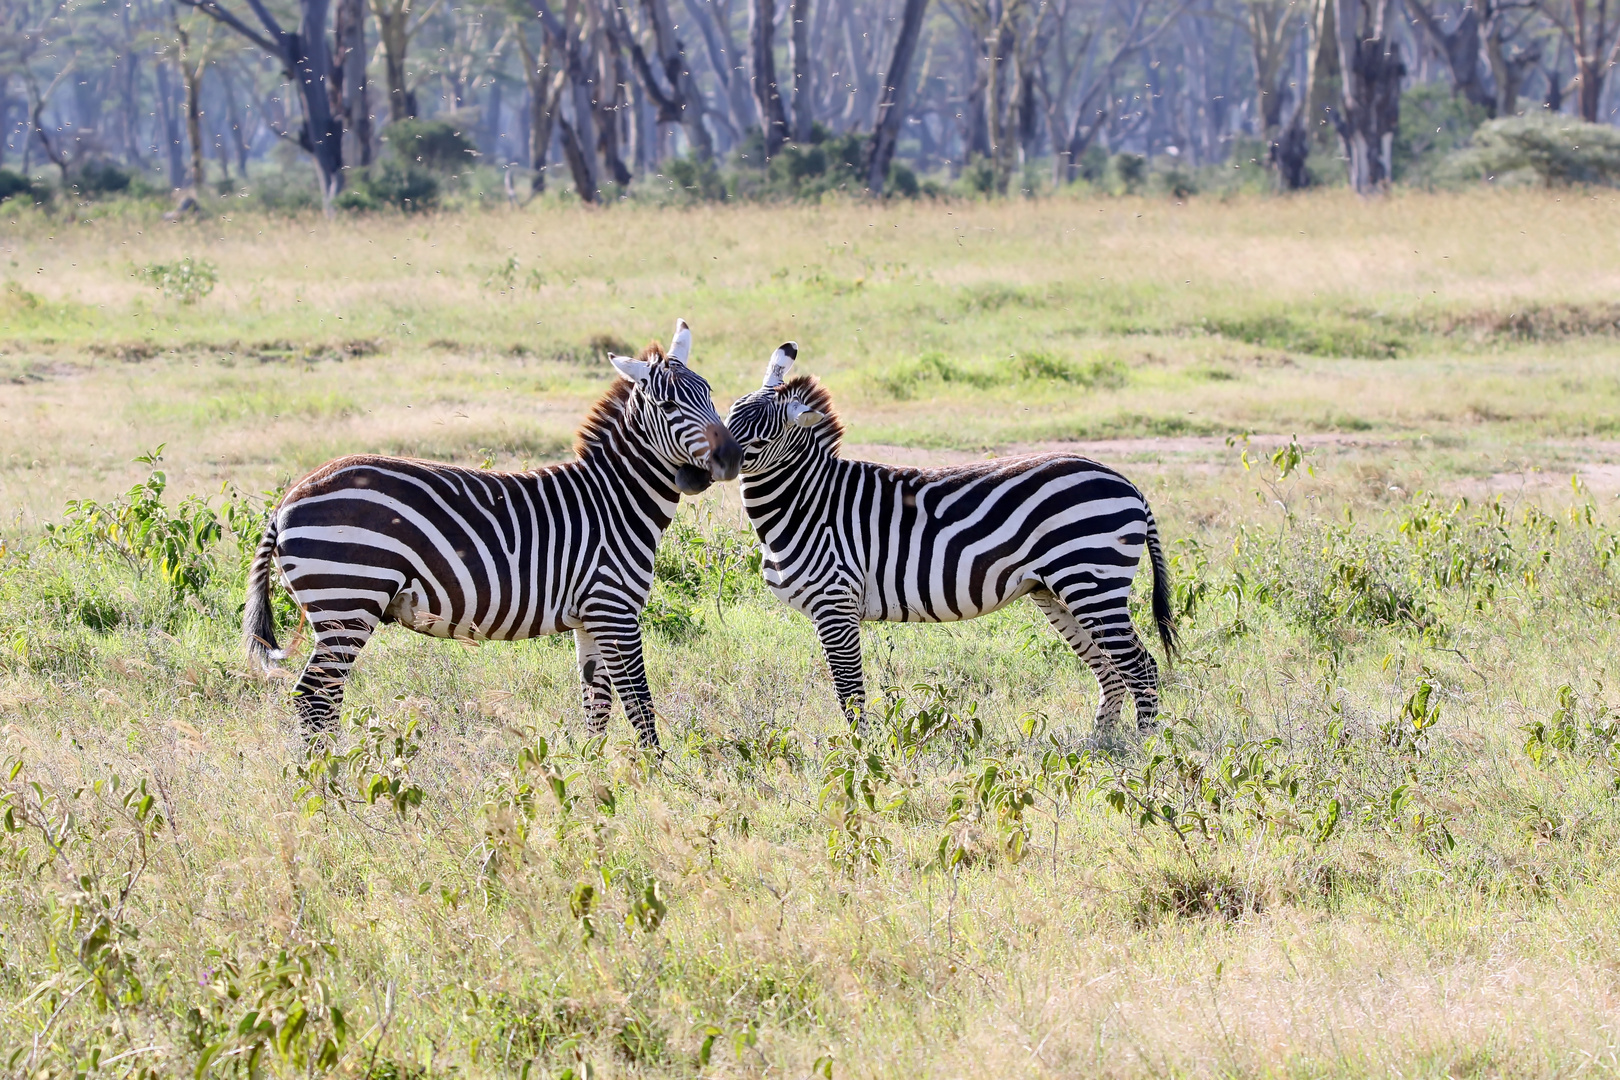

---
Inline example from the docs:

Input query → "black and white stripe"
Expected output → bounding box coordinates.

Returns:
[725,344,1175,735]
[244,320,740,745]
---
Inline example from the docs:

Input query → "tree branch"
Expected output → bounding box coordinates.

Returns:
[174,0,281,57]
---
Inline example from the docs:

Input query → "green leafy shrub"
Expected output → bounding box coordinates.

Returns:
[1201,310,1405,358]
[1111,153,1148,193]
[0,168,45,206]
[69,159,133,198]
[1444,114,1620,187]
[336,159,441,212]
[1395,83,1488,182]
[139,258,218,304]
[1014,351,1128,387]
[384,118,477,173]
[661,154,728,201]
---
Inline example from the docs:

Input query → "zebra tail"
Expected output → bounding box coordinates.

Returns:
[1145,507,1178,665]
[243,512,285,672]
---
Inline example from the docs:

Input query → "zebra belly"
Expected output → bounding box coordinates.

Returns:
[862,575,1040,623]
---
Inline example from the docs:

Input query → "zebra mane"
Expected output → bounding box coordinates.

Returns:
[782,375,845,453]
[574,343,667,456]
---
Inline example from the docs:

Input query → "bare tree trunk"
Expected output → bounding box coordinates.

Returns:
[154,60,186,188]
[1568,0,1618,121]
[334,0,371,164]
[683,0,756,139]
[219,64,251,176]
[519,31,565,190]
[839,0,878,127]
[750,0,789,155]
[629,0,716,160]
[1332,0,1403,193]
[531,0,605,200]
[790,0,813,141]
[179,36,206,189]
[867,0,930,191]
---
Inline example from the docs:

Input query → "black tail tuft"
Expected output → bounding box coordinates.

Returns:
[1145,507,1177,665]
[243,513,284,672]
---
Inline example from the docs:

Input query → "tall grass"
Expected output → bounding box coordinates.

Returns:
[4,191,1620,1076]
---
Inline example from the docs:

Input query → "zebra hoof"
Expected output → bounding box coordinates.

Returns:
[673,465,713,495]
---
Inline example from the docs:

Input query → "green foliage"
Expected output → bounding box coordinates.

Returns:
[1111,153,1148,194]
[1201,310,1405,358]
[873,349,1128,399]
[139,258,218,305]
[336,159,441,212]
[188,943,351,1077]
[69,159,134,199]
[291,706,427,820]
[48,446,223,599]
[1445,114,1620,187]
[1395,83,1489,182]
[660,154,729,201]
[384,118,478,173]
[0,168,45,206]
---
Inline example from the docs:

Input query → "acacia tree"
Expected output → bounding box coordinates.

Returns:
[175,0,350,200]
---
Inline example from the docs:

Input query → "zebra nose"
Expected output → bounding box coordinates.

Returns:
[707,425,742,481]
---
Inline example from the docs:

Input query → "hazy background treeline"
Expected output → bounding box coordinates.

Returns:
[2,0,1619,212]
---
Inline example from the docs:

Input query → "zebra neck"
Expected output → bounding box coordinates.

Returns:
[741,448,840,536]
[575,416,683,527]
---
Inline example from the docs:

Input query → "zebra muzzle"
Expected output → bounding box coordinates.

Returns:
[673,465,713,494]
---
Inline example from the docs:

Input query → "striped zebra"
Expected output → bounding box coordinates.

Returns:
[724,344,1175,735]
[243,320,740,746]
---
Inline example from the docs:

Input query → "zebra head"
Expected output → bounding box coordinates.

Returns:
[607,318,742,495]
[724,342,836,474]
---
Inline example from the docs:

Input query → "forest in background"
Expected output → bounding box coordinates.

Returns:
[3,0,1620,212]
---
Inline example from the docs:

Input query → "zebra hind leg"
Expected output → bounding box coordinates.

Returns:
[573,627,616,737]
[290,608,382,735]
[1062,595,1162,735]
[1030,590,1129,738]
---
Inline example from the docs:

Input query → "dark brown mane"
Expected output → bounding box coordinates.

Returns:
[637,341,666,363]
[783,374,845,453]
[574,379,634,457]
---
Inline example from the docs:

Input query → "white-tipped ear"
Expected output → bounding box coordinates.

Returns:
[668,318,692,364]
[785,400,825,428]
[609,354,651,384]
[763,342,798,388]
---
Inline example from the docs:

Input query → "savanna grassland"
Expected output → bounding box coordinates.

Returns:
[3,189,1620,1079]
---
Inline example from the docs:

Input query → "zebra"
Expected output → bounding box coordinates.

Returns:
[242,319,741,746]
[724,343,1175,735]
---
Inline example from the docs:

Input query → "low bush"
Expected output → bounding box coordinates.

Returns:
[1443,113,1620,187]
[383,118,478,173]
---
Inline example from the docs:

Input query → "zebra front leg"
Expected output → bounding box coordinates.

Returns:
[809,603,866,727]
[1030,590,1128,736]
[291,611,380,733]
[572,627,616,736]
[581,612,661,749]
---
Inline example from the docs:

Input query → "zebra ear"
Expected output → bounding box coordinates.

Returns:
[763,342,797,388]
[609,354,651,384]
[668,318,692,364]
[786,400,825,428]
